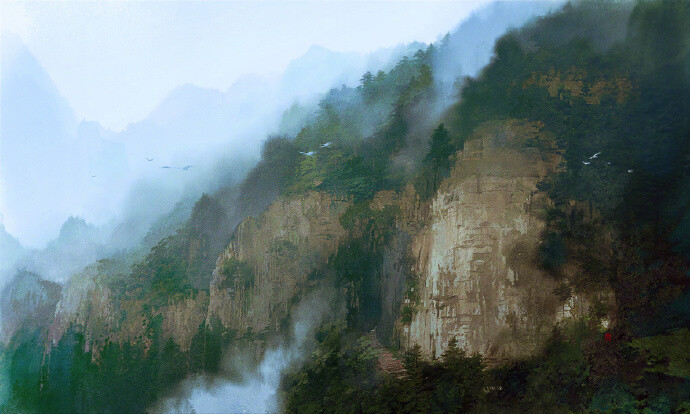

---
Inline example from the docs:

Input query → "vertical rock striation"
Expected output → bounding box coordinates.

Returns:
[404,120,566,359]
[207,191,351,335]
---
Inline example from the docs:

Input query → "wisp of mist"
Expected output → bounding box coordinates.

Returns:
[156,291,341,414]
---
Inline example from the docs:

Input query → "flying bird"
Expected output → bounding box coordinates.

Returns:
[161,166,171,169]
[320,142,332,148]
[180,165,194,171]
[146,158,153,162]
[582,161,591,165]
[628,169,633,173]
[300,151,316,157]
[589,152,601,159]
[91,175,96,178]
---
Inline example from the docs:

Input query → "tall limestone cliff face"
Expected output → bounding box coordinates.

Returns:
[207,191,351,335]
[48,268,118,349]
[43,192,350,356]
[403,120,570,360]
[48,266,209,353]
[1,271,61,342]
[43,121,590,362]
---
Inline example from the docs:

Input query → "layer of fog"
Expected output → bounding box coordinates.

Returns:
[0,32,422,285]
[432,0,559,107]
[154,290,343,414]
[393,0,559,180]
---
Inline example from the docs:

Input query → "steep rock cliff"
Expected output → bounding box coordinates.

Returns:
[48,266,208,353]
[43,122,595,363]
[1,271,61,342]
[207,191,351,335]
[402,120,574,359]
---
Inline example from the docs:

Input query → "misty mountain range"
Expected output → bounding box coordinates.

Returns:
[3,0,689,412]
[1,1,554,283]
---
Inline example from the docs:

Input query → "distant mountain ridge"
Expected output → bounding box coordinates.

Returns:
[0,34,425,253]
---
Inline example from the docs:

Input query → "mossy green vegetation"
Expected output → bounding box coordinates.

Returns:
[218,257,254,290]
[286,47,438,200]
[280,325,485,414]
[0,319,239,413]
[331,202,398,330]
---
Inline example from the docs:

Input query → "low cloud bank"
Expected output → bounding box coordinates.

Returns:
[155,290,342,414]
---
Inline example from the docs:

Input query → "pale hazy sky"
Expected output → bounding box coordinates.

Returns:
[2,0,503,131]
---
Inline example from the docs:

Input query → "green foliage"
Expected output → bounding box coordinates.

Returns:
[281,328,485,414]
[449,0,689,340]
[400,272,421,325]
[130,234,192,301]
[0,319,237,413]
[289,46,437,200]
[433,338,485,412]
[332,203,398,329]
[281,325,381,414]
[631,329,690,379]
[539,231,567,271]
[588,380,638,414]
[236,136,301,216]
[218,257,254,290]
[485,320,595,413]
[399,305,415,325]
[122,192,231,301]
[424,123,455,172]
[415,123,457,199]
[288,146,382,202]
[7,2,690,412]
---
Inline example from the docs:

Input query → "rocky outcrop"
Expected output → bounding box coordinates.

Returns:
[1,270,61,342]
[522,67,633,104]
[207,191,351,335]
[48,267,208,352]
[42,121,594,363]
[48,267,123,349]
[402,120,572,359]
[161,291,208,351]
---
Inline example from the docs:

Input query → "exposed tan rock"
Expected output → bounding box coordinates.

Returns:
[46,120,600,364]
[402,120,570,359]
[49,268,118,349]
[207,191,351,335]
[522,67,633,104]
[49,267,208,353]
[161,291,208,351]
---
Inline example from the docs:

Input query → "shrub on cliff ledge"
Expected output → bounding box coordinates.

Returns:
[218,257,254,290]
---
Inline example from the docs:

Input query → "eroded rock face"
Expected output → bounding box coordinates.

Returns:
[48,267,208,353]
[207,191,351,335]
[42,120,593,363]
[1,270,61,342]
[161,291,208,351]
[522,68,633,104]
[403,120,567,359]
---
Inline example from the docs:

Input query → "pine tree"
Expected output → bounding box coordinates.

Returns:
[425,123,456,193]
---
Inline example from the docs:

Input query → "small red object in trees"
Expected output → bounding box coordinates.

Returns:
[604,333,611,341]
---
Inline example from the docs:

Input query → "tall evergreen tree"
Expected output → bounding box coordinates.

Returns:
[425,123,456,192]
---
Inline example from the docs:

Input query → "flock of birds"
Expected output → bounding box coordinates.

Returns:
[299,141,332,157]
[92,145,635,179]
[150,157,194,171]
[297,145,637,177]
[91,142,335,178]
[582,151,633,173]
[90,157,195,178]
